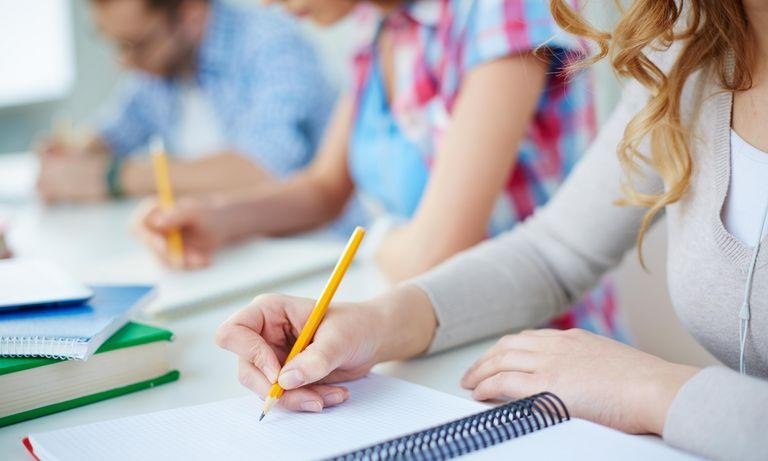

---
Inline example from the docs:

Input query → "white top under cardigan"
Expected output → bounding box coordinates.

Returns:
[723,130,768,245]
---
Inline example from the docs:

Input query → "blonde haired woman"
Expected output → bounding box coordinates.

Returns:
[215,1,768,459]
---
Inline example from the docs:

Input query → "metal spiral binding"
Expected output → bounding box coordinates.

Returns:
[328,392,569,461]
[0,336,88,360]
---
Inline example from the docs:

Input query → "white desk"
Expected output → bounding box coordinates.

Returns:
[0,167,496,459]
[0,264,497,460]
[0,154,672,460]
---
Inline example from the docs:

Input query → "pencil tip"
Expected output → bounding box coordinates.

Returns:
[259,412,265,422]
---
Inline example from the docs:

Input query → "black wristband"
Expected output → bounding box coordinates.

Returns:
[106,156,124,199]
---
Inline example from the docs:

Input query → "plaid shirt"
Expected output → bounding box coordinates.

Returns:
[98,1,333,177]
[349,0,623,339]
[351,0,596,234]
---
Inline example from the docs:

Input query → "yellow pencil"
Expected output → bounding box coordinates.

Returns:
[260,226,366,421]
[150,137,184,267]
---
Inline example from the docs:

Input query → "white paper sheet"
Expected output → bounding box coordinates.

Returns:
[27,374,484,461]
[26,374,702,461]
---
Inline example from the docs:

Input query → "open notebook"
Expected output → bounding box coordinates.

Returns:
[49,236,345,317]
[24,374,700,460]
[9,202,345,316]
[142,236,344,316]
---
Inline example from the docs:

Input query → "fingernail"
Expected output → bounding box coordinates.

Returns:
[278,369,305,389]
[264,365,280,384]
[300,400,322,412]
[322,391,345,406]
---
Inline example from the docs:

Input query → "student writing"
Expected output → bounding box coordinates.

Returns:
[215,1,768,460]
[35,0,332,202]
[137,0,622,339]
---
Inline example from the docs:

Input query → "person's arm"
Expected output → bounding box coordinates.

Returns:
[208,95,357,235]
[134,96,357,268]
[406,78,661,353]
[35,76,148,203]
[375,54,547,283]
[35,134,275,201]
[211,80,659,406]
[119,152,273,197]
[662,367,768,460]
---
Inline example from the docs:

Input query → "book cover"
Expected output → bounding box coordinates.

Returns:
[0,322,172,376]
[0,322,178,427]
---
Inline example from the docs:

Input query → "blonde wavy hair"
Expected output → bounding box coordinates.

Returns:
[550,0,754,261]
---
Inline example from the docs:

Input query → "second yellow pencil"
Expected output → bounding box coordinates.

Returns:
[150,138,184,267]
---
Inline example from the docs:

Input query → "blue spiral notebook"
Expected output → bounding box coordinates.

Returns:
[0,285,154,360]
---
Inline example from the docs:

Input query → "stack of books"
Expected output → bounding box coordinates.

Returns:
[0,277,179,427]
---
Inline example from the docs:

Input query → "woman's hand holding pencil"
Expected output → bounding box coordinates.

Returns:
[132,197,230,269]
[215,283,439,413]
[217,295,377,412]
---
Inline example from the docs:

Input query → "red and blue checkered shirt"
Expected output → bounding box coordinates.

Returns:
[349,0,623,339]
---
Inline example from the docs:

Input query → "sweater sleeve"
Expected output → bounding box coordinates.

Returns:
[410,79,662,353]
[663,367,768,461]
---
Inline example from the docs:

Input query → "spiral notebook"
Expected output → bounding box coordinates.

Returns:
[0,285,154,360]
[24,374,699,460]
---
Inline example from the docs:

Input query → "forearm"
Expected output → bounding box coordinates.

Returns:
[377,221,487,284]
[209,94,355,239]
[121,152,272,197]
[376,57,547,283]
[403,81,662,354]
[207,170,351,241]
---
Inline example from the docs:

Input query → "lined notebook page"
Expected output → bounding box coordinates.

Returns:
[28,374,485,461]
[146,237,342,315]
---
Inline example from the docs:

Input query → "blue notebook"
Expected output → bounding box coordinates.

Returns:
[0,285,154,360]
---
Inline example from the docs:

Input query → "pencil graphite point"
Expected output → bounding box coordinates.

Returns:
[260,396,277,422]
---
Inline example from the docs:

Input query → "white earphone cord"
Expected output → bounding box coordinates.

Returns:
[739,190,768,374]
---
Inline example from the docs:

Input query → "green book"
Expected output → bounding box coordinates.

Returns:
[0,322,179,428]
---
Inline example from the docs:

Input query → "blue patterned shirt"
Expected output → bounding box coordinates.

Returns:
[98,1,333,177]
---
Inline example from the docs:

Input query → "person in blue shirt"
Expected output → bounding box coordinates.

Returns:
[36,0,333,202]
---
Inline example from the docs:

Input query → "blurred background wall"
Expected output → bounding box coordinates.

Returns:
[0,0,717,366]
